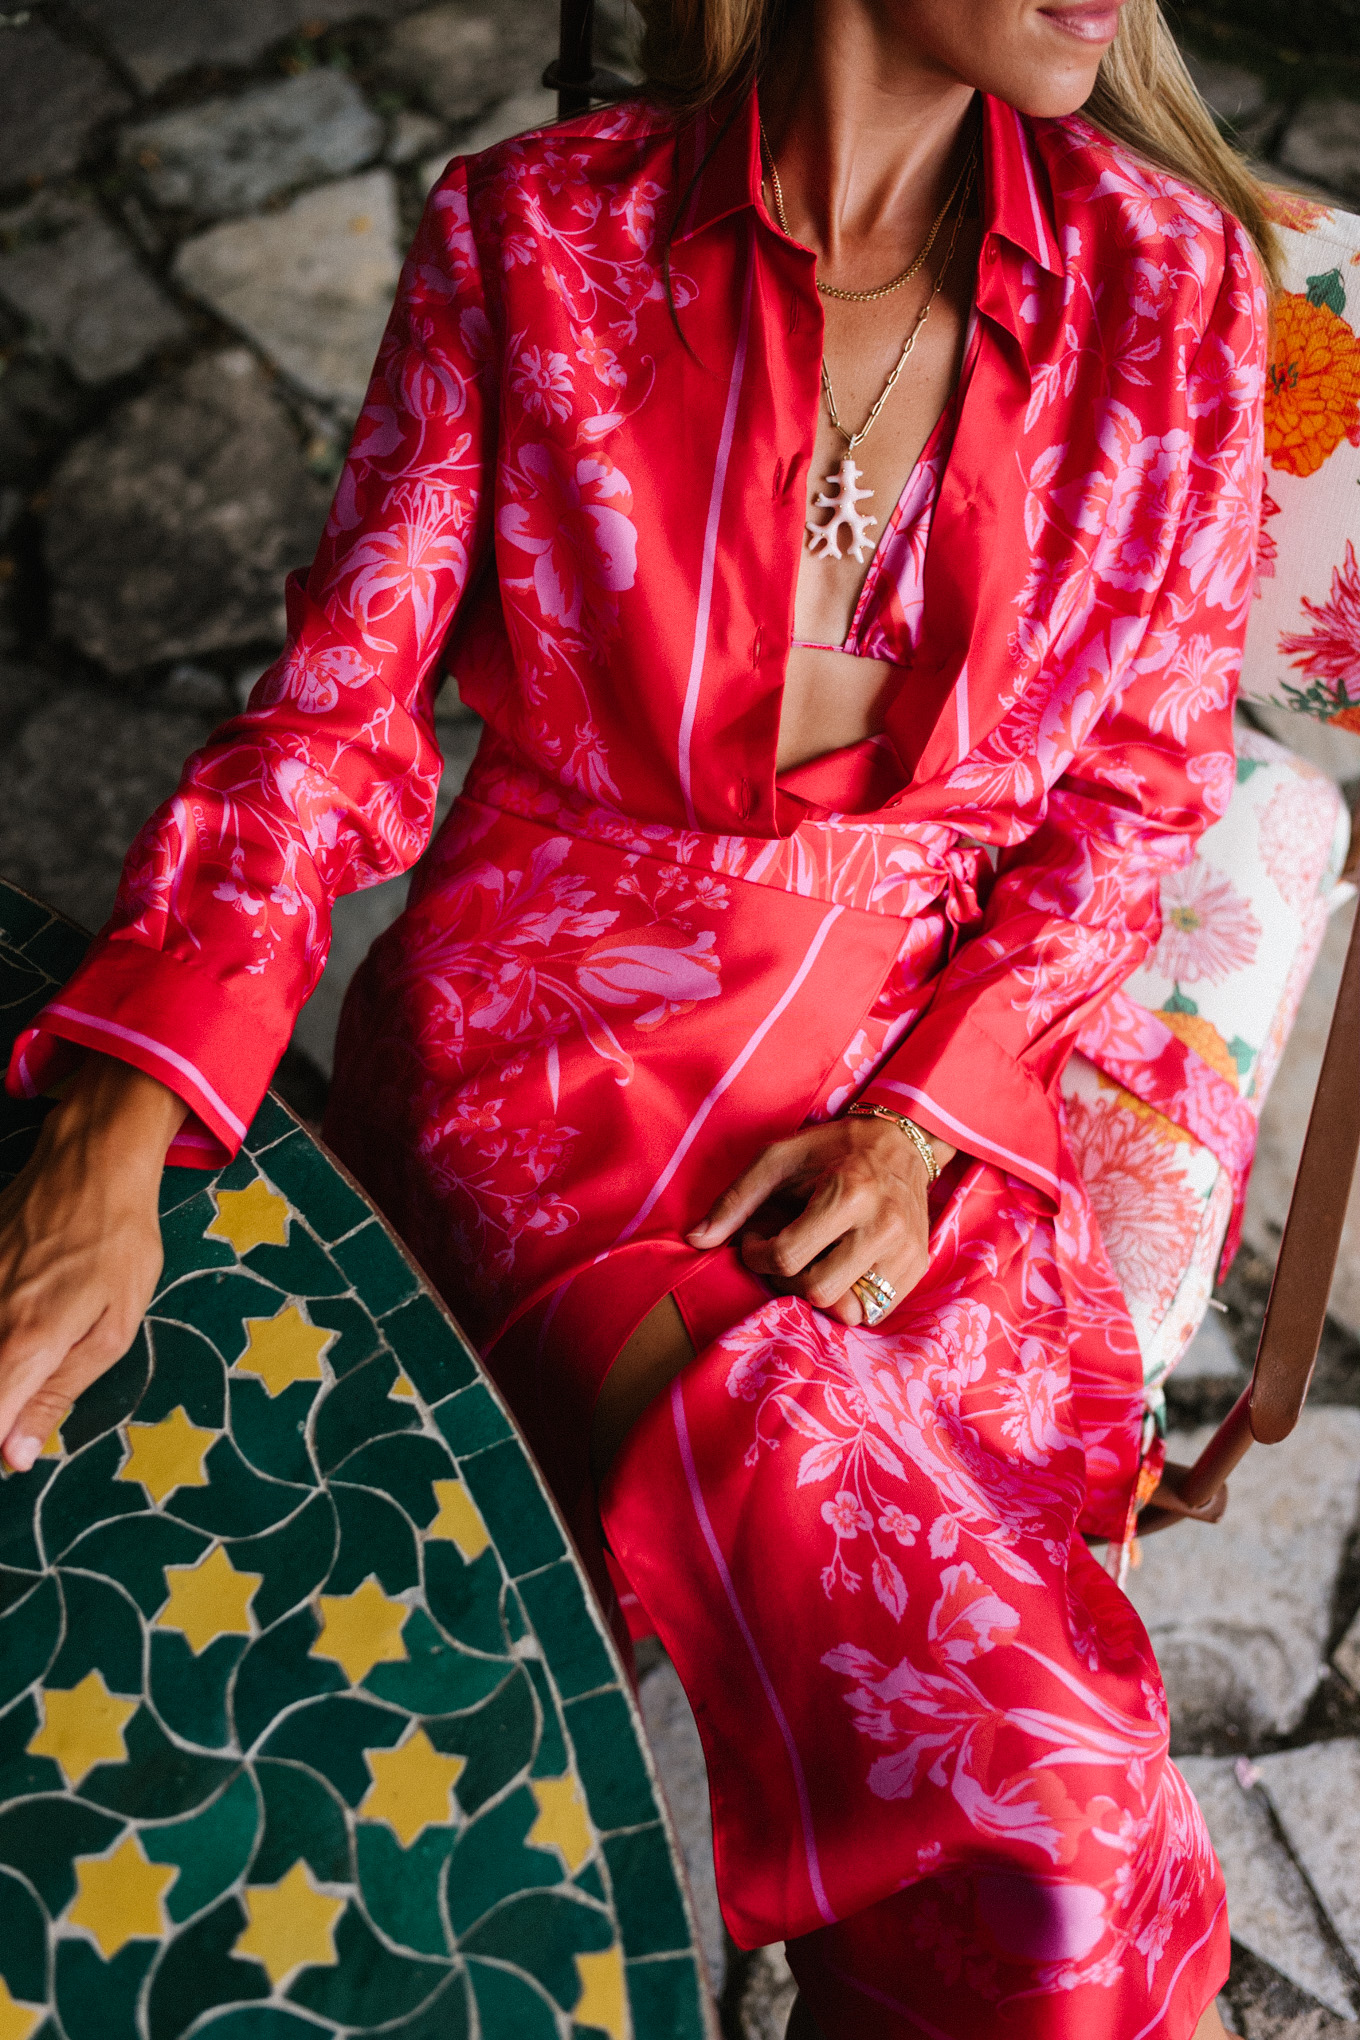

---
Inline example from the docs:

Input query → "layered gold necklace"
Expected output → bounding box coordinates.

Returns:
[760,123,977,565]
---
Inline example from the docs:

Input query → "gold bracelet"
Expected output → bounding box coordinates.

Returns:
[845,1103,941,1183]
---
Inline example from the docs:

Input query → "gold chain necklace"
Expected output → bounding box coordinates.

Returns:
[759,120,975,304]
[760,129,976,564]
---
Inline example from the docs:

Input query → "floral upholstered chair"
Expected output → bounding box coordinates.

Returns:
[1061,193,1360,1416]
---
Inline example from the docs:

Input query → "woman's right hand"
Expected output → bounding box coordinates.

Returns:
[0,1054,187,1472]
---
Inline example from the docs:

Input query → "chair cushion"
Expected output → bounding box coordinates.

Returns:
[1061,725,1350,1392]
[1239,195,1360,724]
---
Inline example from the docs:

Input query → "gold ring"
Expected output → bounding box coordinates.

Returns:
[852,1269,897,1326]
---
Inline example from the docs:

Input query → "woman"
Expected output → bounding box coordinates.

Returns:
[0,1,1275,2033]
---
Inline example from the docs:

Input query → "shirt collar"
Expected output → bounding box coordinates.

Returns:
[671,85,1062,280]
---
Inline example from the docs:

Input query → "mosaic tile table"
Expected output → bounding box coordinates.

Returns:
[0,881,711,2040]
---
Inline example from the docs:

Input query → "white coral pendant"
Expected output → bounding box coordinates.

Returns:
[806,454,877,564]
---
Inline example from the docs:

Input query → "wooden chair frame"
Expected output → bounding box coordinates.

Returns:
[544,0,1360,1528]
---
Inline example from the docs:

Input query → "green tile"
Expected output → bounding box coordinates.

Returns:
[61,1514,209,1618]
[145,1767,260,1923]
[443,1788,567,1937]
[459,1889,613,2009]
[258,1693,404,1807]
[564,1690,658,1832]
[625,1953,708,2040]
[432,1383,513,1456]
[459,1442,565,1578]
[382,1293,478,1403]
[160,1163,212,1216]
[573,1859,607,1905]
[0,1572,59,1711]
[0,1461,57,1573]
[244,1093,296,1151]
[230,1607,345,1755]
[327,1482,419,1596]
[62,1328,152,1451]
[251,1755,351,1887]
[0,1862,47,2002]
[517,1563,616,1702]
[356,1822,457,1956]
[377,1971,471,2040]
[79,1705,236,1820]
[149,1630,249,1752]
[158,1194,237,1282]
[22,913,85,979]
[243,1223,352,1300]
[423,1541,510,1659]
[155,1268,288,1370]
[287,1900,451,2025]
[602,1826,691,1956]
[144,1896,268,2040]
[364,1608,510,1717]
[523,1655,569,1780]
[427,1670,535,1818]
[138,1319,228,1429]
[167,1435,308,1540]
[332,1219,420,1316]
[227,1377,317,1487]
[0,889,55,949]
[0,1796,122,1914]
[306,1293,383,1379]
[0,1692,62,1801]
[56,1935,156,2040]
[38,1433,148,1560]
[181,2011,321,2040]
[48,1568,143,1698]
[466,1959,559,2040]
[331,1433,457,1529]
[314,1352,420,1476]
[228,1491,337,1631]
[257,1130,372,1242]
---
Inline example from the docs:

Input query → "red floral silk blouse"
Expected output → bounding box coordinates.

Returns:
[7,89,1266,1217]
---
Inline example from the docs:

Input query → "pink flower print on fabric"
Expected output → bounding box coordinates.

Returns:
[1064,1090,1203,1319]
[499,442,639,642]
[1258,772,1335,912]
[510,341,575,424]
[1152,860,1261,984]
[1280,539,1360,699]
[574,925,722,1028]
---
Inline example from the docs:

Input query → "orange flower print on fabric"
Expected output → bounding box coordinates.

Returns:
[1280,538,1360,718]
[1264,291,1360,479]
[1263,191,1330,233]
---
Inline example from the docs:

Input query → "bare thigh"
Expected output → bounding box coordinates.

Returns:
[590,1294,695,1484]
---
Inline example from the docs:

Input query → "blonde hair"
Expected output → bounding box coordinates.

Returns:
[636,0,1282,287]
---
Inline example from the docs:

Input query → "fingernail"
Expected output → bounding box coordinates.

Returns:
[6,1437,38,1474]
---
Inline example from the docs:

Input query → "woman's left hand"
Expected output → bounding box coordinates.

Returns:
[685,1116,956,1326]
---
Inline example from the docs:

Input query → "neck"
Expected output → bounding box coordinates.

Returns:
[760,1,978,275]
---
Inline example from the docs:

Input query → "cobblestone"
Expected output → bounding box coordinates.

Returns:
[1280,100,1360,205]
[45,349,330,673]
[0,16,131,189]
[120,71,384,220]
[1256,1742,1360,1977]
[174,170,402,413]
[0,192,188,384]
[1125,1409,1360,1742]
[379,0,559,126]
[68,0,412,95]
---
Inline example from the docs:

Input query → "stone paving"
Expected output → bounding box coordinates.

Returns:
[2,3,1360,2035]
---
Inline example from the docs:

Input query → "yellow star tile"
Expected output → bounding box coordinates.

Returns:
[234,1304,334,1398]
[359,1727,466,1847]
[27,1669,138,1787]
[573,1946,630,2040]
[234,1859,345,1985]
[156,1545,263,1655]
[310,1576,409,1684]
[528,1774,593,1875]
[205,1177,291,1255]
[0,1978,44,2040]
[426,1480,490,1564]
[117,1405,219,1506]
[68,1832,176,1958]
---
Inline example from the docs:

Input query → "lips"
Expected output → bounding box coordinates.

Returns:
[1039,1,1125,42]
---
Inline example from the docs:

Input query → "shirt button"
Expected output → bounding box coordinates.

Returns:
[985,239,999,264]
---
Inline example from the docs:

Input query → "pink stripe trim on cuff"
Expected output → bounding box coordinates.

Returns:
[44,1003,248,1141]
[869,1076,1061,1193]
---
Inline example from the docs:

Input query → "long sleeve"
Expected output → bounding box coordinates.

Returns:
[6,162,496,1163]
[861,216,1267,1201]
